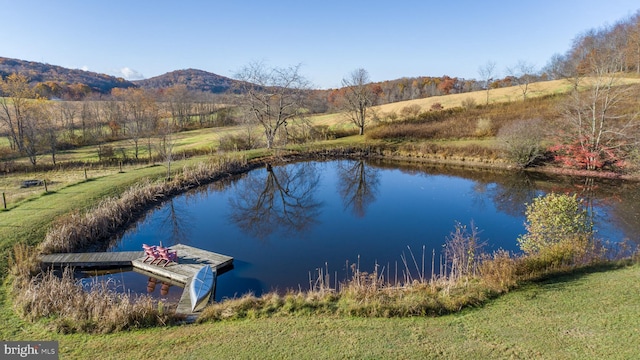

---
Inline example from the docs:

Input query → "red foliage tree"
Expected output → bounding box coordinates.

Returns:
[549,139,625,170]
[436,76,456,95]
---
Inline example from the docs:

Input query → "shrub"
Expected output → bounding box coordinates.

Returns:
[497,118,547,167]
[549,140,626,171]
[474,118,493,137]
[400,104,422,119]
[386,111,398,122]
[479,250,518,292]
[97,145,114,161]
[218,133,256,151]
[517,193,593,255]
[461,97,477,110]
[430,102,443,111]
[213,108,237,127]
[519,236,593,273]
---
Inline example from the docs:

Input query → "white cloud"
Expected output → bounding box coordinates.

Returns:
[81,65,89,71]
[116,67,145,80]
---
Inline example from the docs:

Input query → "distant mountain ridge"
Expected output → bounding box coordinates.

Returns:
[0,57,238,96]
[0,57,137,94]
[133,68,237,93]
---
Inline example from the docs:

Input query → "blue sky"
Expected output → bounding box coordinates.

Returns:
[1,1,638,88]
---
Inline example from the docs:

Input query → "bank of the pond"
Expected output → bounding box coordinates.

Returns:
[5,262,640,359]
[4,144,639,335]
[378,148,640,182]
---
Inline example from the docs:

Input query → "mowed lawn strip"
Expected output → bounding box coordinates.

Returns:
[0,163,176,271]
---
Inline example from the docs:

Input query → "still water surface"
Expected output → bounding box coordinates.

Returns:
[86,160,639,302]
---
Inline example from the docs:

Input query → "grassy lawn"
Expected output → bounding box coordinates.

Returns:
[2,263,637,359]
[0,161,185,276]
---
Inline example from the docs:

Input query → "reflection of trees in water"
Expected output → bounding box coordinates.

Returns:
[565,179,634,244]
[485,172,540,217]
[376,159,640,244]
[158,198,193,246]
[578,179,640,245]
[100,201,190,251]
[469,172,539,218]
[608,188,640,245]
[229,162,322,240]
[484,172,640,245]
[337,160,380,217]
[156,177,240,246]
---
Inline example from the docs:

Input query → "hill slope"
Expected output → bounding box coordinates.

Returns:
[0,57,238,95]
[133,68,238,93]
[0,57,137,94]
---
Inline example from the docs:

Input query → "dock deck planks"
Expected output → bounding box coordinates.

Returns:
[41,251,144,268]
[131,244,232,284]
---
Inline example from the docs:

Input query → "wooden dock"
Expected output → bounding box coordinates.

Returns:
[41,251,144,268]
[40,244,233,317]
[131,244,232,284]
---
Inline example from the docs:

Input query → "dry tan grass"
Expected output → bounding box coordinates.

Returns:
[198,241,627,322]
[309,77,640,128]
[8,241,174,334]
[376,77,640,115]
[12,268,174,333]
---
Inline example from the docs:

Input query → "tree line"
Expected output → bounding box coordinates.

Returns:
[0,75,233,168]
[544,10,640,79]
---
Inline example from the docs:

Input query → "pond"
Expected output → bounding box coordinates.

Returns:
[81,159,640,302]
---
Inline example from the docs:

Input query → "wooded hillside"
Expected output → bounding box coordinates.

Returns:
[133,68,238,93]
[0,57,137,98]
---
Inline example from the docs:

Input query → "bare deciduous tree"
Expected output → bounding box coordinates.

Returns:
[21,100,46,166]
[551,31,640,170]
[156,118,177,179]
[559,71,638,170]
[507,60,537,100]
[626,11,640,73]
[235,62,310,149]
[41,101,61,165]
[0,73,33,153]
[165,85,193,129]
[116,88,159,160]
[57,101,78,143]
[478,61,496,105]
[341,68,375,135]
